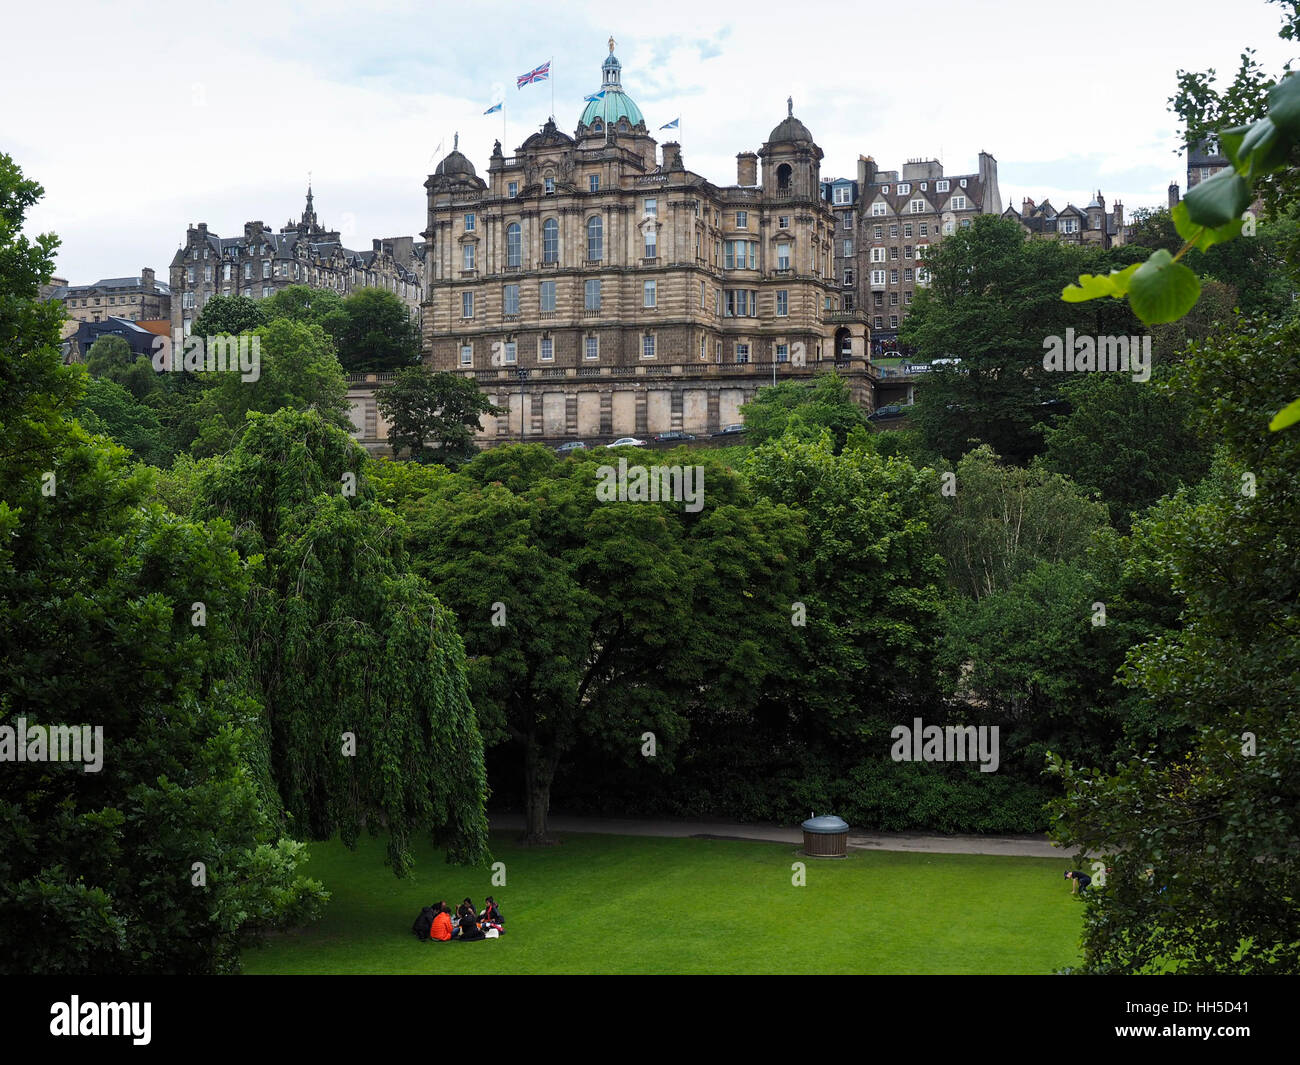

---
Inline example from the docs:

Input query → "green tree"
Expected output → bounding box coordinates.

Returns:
[376,365,503,464]
[739,372,868,453]
[75,376,171,466]
[372,445,802,842]
[934,444,1109,601]
[1039,367,1213,530]
[85,334,159,401]
[901,216,1141,464]
[191,294,267,338]
[189,317,351,456]
[262,284,345,327]
[0,152,326,975]
[192,409,490,872]
[331,287,420,373]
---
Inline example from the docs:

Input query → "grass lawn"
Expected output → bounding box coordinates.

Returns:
[242,831,1084,975]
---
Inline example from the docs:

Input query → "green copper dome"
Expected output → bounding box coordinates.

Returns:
[578,38,645,131]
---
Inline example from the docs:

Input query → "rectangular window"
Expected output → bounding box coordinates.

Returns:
[889,247,899,260]
[897,182,911,196]
[183,292,195,309]
[539,337,554,361]
[842,240,853,256]
[644,198,657,217]
[871,269,886,286]
[778,215,790,229]
[539,280,556,312]
[223,264,231,281]
[644,229,656,257]
[503,341,517,364]
[777,242,790,270]
[642,334,656,359]
[890,292,899,306]
[890,269,899,284]
[904,245,913,258]
[204,265,212,282]
[589,175,600,192]
[465,213,476,232]
[544,176,555,194]
[643,279,656,307]
[584,279,601,311]
[936,179,950,193]
[462,292,474,318]
[952,195,968,211]
[871,202,887,216]
[735,343,749,363]
[890,315,899,329]
[736,210,748,228]
[833,185,852,204]
[873,225,882,239]
[700,280,706,309]
[903,223,913,238]
[584,335,599,360]
[463,245,475,271]
[870,247,885,263]
[700,335,707,359]
[460,343,473,366]
[905,291,914,305]
[889,224,898,237]
[508,181,519,198]
[187,267,195,283]
[917,268,930,284]
[919,222,929,236]
[776,343,789,363]
[843,213,853,229]
[909,199,926,214]
[776,290,789,316]
[503,284,520,315]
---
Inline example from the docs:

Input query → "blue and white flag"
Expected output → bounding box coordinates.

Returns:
[517,60,550,88]
[660,117,679,130]
[584,90,607,102]
[483,102,502,114]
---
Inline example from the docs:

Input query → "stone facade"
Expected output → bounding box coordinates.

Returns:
[168,187,425,336]
[410,41,871,448]
[1002,191,1126,249]
[834,154,1001,350]
[44,268,171,325]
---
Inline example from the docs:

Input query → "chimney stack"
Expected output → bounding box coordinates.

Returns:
[736,151,757,186]
[662,142,683,171]
[141,267,155,291]
[1168,182,1181,208]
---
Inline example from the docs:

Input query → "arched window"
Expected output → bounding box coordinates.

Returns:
[592,119,603,132]
[542,218,559,263]
[506,222,522,267]
[777,163,792,190]
[586,216,603,261]
[619,118,629,132]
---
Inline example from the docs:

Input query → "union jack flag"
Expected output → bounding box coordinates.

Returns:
[517,60,550,88]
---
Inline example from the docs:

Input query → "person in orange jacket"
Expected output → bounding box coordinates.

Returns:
[430,902,453,942]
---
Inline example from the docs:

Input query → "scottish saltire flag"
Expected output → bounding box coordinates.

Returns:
[584,90,606,102]
[517,61,550,88]
[483,102,502,114]
[660,117,679,130]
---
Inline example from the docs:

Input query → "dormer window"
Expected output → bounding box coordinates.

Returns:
[898,183,911,195]
[936,179,950,192]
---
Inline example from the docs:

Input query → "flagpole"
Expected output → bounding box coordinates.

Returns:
[550,56,555,121]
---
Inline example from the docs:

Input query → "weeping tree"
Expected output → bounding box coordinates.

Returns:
[192,409,489,873]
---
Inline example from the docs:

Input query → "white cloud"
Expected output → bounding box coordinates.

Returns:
[5,0,1296,281]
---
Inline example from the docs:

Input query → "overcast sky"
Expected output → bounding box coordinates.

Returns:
[6,0,1297,284]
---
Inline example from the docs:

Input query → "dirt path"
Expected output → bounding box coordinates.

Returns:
[489,813,1077,858]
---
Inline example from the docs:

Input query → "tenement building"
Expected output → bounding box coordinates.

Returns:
[169,186,426,336]
[396,39,869,447]
[850,154,1001,351]
[44,268,171,325]
[1002,192,1126,249]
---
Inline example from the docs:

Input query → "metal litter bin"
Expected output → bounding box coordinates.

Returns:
[801,814,850,858]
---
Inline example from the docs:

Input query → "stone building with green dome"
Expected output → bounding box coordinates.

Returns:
[408,37,873,447]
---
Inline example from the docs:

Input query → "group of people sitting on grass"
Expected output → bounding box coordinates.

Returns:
[414,897,505,942]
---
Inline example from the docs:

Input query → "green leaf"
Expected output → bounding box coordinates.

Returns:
[1218,124,1253,169]
[1266,73,1300,140]
[1062,263,1140,302]
[1171,201,1246,251]
[1268,396,1300,432]
[1127,249,1202,325]
[1183,169,1252,228]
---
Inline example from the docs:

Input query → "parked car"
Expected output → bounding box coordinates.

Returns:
[654,431,696,442]
[869,404,904,420]
[608,436,647,447]
[555,441,587,454]
[712,423,747,437]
